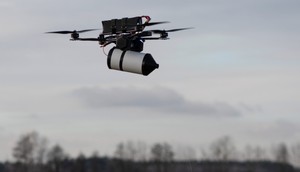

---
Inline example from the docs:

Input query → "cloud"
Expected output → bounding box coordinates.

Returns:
[71,86,242,117]
[247,120,300,140]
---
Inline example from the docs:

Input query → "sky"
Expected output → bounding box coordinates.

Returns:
[0,0,300,161]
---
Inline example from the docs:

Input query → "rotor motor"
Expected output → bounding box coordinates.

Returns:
[71,32,79,40]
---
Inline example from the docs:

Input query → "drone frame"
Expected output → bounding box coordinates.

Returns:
[45,16,192,76]
[47,16,192,53]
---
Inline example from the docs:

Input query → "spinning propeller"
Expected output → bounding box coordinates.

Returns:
[46,29,98,39]
[140,21,169,27]
[45,29,98,34]
[150,27,193,34]
[143,27,193,39]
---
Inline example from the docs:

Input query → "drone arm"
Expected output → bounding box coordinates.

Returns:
[142,37,169,40]
[74,35,117,46]
[75,38,99,41]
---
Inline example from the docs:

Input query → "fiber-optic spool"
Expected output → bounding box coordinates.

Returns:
[107,47,159,76]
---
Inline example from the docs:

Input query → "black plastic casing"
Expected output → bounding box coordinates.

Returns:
[102,17,143,35]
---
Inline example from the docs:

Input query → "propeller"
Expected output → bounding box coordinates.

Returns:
[45,29,98,34]
[46,29,99,40]
[141,21,169,27]
[127,21,169,28]
[150,27,193,34]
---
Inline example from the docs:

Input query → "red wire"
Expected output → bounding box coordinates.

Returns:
[141,15,151,23]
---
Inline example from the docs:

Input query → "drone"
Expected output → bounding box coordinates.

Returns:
[46,16,192,76]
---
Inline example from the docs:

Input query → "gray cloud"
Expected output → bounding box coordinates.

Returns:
[71,86,242,117]
[247,120,300,140]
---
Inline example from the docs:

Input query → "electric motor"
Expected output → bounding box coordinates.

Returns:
[107,48,159,76]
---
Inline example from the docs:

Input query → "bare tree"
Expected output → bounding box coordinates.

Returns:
[291,143,300,167]
[115,142,126,159]
[124,141,138,161]
[209,136,236,161]
[47,144,66,172]
[36,136,48,164]
[13,132,35,164]
[114,141,148,161]
[13,131,48,163]
[47,144,66,162]
[243,145,268,161]
[272,143,289,164]
[134,141,148,161]
[74,153,86,172]
[199,136,237,172]
[175,145,196,161]
[13,131,48,172]
[151,143,174,172]
[151,143,174,162]
[90,151,100,172]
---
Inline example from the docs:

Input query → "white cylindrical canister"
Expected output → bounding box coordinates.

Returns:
[107,48,159,76]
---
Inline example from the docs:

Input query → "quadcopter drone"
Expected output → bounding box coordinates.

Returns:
[46,16,191,76]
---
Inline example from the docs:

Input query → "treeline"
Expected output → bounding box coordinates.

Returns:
[0,131,300,172]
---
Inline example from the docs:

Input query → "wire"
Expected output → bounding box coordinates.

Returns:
[102,46,108,56]
[141,15,151,24]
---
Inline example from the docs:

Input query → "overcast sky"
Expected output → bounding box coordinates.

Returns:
[0,0,300,161]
